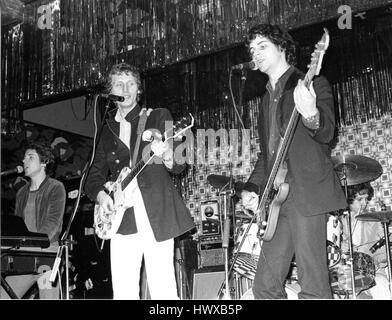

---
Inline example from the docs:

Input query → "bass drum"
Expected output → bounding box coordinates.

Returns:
[240,282,301,300]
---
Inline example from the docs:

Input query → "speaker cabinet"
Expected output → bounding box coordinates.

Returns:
[192,267,234,299]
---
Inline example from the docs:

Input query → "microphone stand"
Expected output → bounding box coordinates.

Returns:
[340,163,357,299]
[219,176,235,300]
[49,96,111,299]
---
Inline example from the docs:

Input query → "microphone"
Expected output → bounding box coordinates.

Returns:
[370,236,386,254]
[0,166,23,176]
[99,93,125,102]
[231,61,256,70]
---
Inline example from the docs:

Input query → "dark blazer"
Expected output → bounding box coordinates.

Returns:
[245,68,347,216]
[84,106,195,241]
[15,176,66,243]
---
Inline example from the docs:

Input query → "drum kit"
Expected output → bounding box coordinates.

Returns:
[207,154,392,299]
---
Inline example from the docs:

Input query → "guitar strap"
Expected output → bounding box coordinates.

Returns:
[132,108,152,167]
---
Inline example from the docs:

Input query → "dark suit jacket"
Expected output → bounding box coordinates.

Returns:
[15,176,66,243]
[244,68,347,216]
[84,105,195,241]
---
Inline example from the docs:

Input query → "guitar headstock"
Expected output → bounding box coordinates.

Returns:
[306,28,330,83]
[170,113,195,139]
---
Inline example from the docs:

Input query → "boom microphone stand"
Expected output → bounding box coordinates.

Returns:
[220,176,235,299]
[340,164,357,299]
[50,95,110,299]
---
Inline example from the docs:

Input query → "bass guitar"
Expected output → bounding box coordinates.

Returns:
[94,114,194,240]
[255,28,330,241]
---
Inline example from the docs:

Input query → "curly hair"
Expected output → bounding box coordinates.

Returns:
[246,24,297,66]
[24,141,55,175]
[105,62,142,99]
[346,182,374,205]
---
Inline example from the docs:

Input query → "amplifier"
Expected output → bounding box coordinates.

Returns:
[192,266,235,299]
[200,248,224,267]
[200,200,220,236]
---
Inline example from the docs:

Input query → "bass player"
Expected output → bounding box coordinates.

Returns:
[241,24,347,299]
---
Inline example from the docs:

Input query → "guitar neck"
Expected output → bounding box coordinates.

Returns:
[303,70,314,89]
[259,107,300,206]
[117,114,194,192]
[119,135,176,191]
[121,158,146,191]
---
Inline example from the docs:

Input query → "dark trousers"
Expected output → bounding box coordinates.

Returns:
[252,201,332,299]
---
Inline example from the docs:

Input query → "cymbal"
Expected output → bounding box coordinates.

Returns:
[331,155,382,186]
[356,211,392,223]
[207,174,245,192]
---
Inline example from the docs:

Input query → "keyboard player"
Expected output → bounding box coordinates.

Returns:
[3,140,66,299]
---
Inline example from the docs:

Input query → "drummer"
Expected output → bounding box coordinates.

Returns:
[341,182,390,299]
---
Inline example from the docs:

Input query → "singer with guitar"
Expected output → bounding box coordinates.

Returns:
[84,63,194,299]
[241,24,347,299]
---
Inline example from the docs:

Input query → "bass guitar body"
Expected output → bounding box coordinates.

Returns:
[258,165,289,241]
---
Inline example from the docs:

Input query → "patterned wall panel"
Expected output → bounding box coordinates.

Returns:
[181,104,392,236]
[332,113,392,211]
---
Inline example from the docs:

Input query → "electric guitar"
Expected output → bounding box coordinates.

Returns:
[255,28,330,241]
[94,114,194,240]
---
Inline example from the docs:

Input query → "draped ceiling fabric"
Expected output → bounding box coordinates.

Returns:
[1,0,392,129]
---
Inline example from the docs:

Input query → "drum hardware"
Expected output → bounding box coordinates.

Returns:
[356,210,392,299]
[207,174,245,196]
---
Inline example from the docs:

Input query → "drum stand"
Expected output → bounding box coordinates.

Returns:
[340,168,358,299]
[380,219,392,299]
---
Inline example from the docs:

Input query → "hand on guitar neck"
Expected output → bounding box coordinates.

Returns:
[293,79,318,119]
[150,133,174,169]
